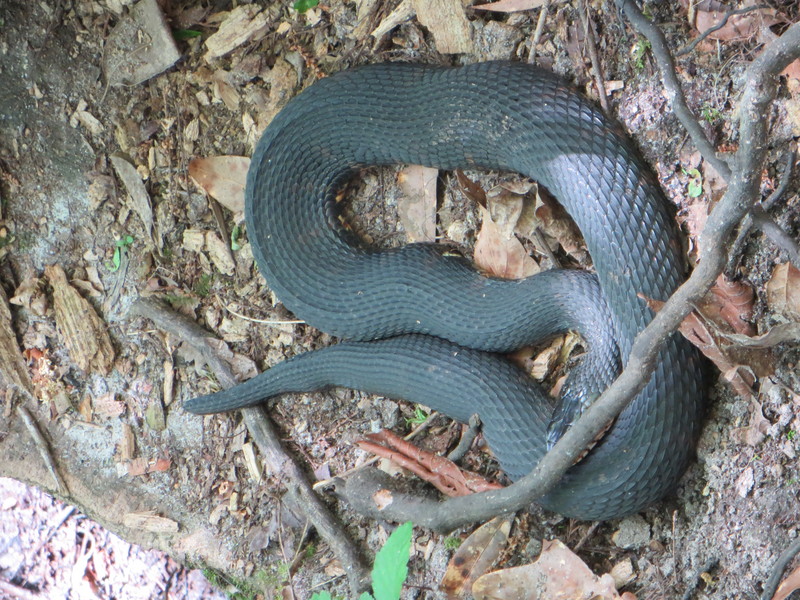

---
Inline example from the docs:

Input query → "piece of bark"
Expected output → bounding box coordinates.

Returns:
[0,285,34,397]
[45,265,115,375]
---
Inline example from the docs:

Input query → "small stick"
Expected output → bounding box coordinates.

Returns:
[677,5,770,56]
[578,0,609,112]
[527,0,552,65]
[17,406,68,496]
[761,539,800,600]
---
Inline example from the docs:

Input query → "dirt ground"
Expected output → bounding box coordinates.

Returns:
[1,0,800,599]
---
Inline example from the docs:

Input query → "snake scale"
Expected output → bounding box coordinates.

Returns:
[184,62,704,520]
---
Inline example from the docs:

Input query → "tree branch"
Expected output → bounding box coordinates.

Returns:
[616,0,733,181]
[129,297,371,596]
[334,19,800,532]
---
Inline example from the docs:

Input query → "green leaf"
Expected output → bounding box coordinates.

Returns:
[231,224,242,251]
[173,28,202,40]
[359,593,374,600]
[371,522,413,600]
[293,0,319,12]
[109,235,134,273]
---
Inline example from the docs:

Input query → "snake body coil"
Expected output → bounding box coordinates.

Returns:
[185,62,704,520]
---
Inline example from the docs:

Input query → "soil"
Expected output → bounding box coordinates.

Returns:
[1,1,800,599]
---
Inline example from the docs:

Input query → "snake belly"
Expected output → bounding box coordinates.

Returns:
[184,61,704,520]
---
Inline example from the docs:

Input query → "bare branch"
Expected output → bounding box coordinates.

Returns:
[129,297,371,596]
[616,0,733,181]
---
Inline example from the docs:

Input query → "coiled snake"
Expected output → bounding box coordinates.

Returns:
[185,62,704,520]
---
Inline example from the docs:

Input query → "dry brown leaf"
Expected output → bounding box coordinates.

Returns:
[472,539,625,600]
[694,6,779,42]
[475,205,539,279]
[440,517,511,599]
[731,397,769,446]
[648,274,768,399]
[676,310,759,399]
[188,156,250,213]
[45,265,115,375]
[9,276,48,315]
[397,165,438,242]
[766,263,800,321]
[472,0,548,12]
[782,58,800,84]
[474,183,540,279]
[771,562,800,600]
[110,153,161,251]
[533,193,587,261]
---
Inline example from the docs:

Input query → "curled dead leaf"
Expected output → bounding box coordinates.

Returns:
[441,517,511,599]
[473,182,540,279]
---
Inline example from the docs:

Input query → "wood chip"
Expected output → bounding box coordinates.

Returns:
[412,0,473,54]
[204,5,269,61]
[103,0,180,86]
[45,265,115,375]
[397,165,438,243]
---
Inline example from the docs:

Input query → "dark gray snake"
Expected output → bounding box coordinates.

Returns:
[184,62,704,520]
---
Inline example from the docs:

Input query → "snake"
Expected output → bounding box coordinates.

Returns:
[184,61,705,521]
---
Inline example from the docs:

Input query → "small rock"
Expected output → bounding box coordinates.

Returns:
[612,515,651,549]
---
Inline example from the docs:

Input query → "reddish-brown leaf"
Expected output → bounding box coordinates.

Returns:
[440,517,511,599]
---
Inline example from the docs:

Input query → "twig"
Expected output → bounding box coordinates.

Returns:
[577,0,609,112]
[446,414,481,462]
[728,146,798,269]
[761,538,800,600]
[332,19,800,532]
[751,206,800,268]
[129,297,370,595]
[527,0,552,65]
[572,521,601,552]
[222,301,304,325]
[763,146,797,212]
[16,406,68,496]
[616,0,732,181]
[677,5,769,56]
